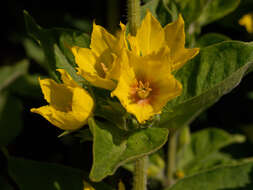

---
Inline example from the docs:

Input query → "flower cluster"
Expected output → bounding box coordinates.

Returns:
[31,11,199,129]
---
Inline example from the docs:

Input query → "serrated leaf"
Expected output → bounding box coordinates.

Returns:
[0,93,23,146]
[196,33,231,48]
[168,160,253,190]
[0,60,29,92]
[160,41,253,130]
[88,118,169,182]
[176,128,245,176]
[23,11,90,82]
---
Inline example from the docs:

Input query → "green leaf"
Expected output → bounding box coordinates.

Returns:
[23,38,45,65]
[141,0,160,20]
[8,74,41,98]
[168,160,253,190]
[23,11,90,82]
[160,41,253,130]
[8,157,114,190]
[54,44,84,84]
[0,60,29,92]
[0,93,23,146]
[197,0,240,26]
[8,157,83,190]
[88,118,169,181]
[176,128,245,176]
[177,0,240,26]
[141,0,177,26]
[64,15,92,33]
[176,0,206,25]
[196,33,231,48]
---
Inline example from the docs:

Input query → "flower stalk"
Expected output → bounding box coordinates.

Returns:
[133,156,148,190]
[127,1,147,189]
[166,130,177,187]
[127,0,140,35]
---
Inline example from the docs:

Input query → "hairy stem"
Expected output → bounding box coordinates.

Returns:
[128,1,147,189]
[127,0,141,35]
[166,130,177,187]
[133,156,148,190]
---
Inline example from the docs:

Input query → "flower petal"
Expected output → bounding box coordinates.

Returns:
[72,87,94,121]
[105,53,121,80]
[172,47,199,71]
[119,22,128,49]
[164,14,199,70]
[128,103,154,124]
[90,22,116,56]
[71,46,97,75]
[31,85,94,130]
[111,51,136,108]
[39,78,73,112]
[239,13,253,33]
[83,181,95,190]
[77,68,116,90]
[128,10,165,56]
[72,43,119,90]
[151,74,182,113]
[56,69,78,87]
[31,105,84,130]
[128,48,171,83]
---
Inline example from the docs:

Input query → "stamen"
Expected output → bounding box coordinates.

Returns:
[137,81,152,99]
[95,62,108,78]
[100,62,108,73]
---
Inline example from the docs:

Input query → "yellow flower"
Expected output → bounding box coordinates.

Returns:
[31,69,94,130]
[128,10,199,71]
[175,170,185,179]
[83,181,95,190]
[72,22,126,90]
[239,13,253,33]
[111,50,182,123]
[118,180,126,190]
[83,180,125,190]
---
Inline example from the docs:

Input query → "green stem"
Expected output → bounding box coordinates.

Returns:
[166,130,177,187]
[128,1,146,188]
[127,0,141,35]
[133,156,148,190]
